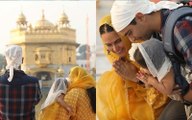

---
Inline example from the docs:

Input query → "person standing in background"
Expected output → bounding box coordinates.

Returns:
[0,45,42,120]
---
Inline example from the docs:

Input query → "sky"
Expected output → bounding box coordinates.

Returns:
[0,1,96,54]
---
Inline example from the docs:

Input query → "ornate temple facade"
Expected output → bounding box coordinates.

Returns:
[9,11,78,87]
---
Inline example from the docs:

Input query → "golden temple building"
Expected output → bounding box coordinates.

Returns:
[9,10,79,87]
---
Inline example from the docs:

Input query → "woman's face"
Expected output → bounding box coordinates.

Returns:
[101,31,128,58]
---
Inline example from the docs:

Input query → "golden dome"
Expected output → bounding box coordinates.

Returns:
[17,11,27,25]
[59,11,69,25]
[34,11,54,30]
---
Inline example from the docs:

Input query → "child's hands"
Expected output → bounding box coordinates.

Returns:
[136,70,151,87]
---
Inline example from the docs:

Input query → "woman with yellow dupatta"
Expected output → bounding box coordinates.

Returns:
[39,66,96,120]
[96,15,169,120]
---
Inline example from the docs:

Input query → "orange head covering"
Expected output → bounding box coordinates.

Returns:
[68,66,95,90]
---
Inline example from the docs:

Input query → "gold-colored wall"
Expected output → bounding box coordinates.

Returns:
[9,21,78,85]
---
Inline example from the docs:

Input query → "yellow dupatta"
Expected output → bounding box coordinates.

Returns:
[39,66,95,120]
[96,15,169,120]
[68,66,96,90]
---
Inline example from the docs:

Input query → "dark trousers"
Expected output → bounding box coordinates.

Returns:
[158,100,187,120]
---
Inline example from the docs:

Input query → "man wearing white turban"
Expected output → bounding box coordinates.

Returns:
[110,0,192,70]
[0,45,42,120]
[111,1,192,119]
[111,1,182,34]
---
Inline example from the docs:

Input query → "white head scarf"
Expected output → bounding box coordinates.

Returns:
[136,38,172,81]
[5,45,22,82]
[41,78,68,110]
[110,0,182,32]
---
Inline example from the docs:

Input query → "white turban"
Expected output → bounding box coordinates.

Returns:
[110,0,182,32]
[5,45,22,82]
